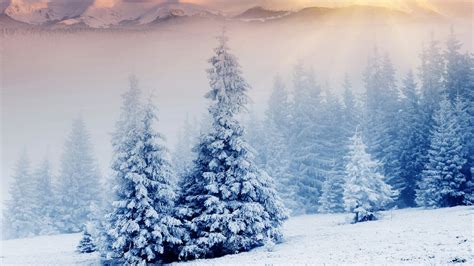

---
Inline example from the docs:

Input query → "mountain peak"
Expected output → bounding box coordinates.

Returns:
[234,6,291,21]
[5,0,92,25]
[3,0,220,28]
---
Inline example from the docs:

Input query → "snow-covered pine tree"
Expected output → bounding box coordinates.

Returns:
[172,115,199,182]
[265,75,293,138]
[443,30,473,205]
[416,96,467,208]
[2,152,38,239]
[420,35,444,112]
[243,110,266,166]
[342,74,359,135]
[378,54,403,191]
[105,78,182,264]
[454,95,474,205]
[463,53,474,205]
[343,129,395,223]
[318,164,346,213]
[91,162,117,255]
[77,224,97,253]
[363,51,402,206]
[444,28,472,103]
[397,71,426,207]
[55,117,101,233]
[318,76,360,213]
[178,31,287,260]
[289,63,324,214]
[317,90,347,213]
[101,77,143,259]
[262,76,298,213]
[418,35,445,176]
[32,158,57,235]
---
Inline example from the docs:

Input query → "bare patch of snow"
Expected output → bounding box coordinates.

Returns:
[1,207,472,265]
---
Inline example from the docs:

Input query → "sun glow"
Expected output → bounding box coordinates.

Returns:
[93,0,117,9]
[332,0,441,13]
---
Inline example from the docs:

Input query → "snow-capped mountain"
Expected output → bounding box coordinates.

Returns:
[5,0,91,25]
[234,6,292,22]
[136,2,220,25]
[0,0,467,30]
[3,0,221,28]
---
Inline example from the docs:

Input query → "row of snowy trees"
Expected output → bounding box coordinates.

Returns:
[3,28,471,262]
[98,33,287,264]
[244,29,473,215]
[3,118,103,239]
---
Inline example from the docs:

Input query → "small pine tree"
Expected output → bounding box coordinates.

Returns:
[343,130,395,223]
[32,158,57,235]
[77,224,97,254]
[178,31,287,260]
[3,152,37,239]
[416,96,467,207]
[318,166,346,213]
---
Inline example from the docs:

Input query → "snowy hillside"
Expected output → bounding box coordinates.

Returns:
[1,207,472,265]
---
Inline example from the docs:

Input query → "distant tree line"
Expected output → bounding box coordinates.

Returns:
[3,117,103,240]
[244,29,473,216]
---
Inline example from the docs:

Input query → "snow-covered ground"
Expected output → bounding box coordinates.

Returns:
[1,206,472,265]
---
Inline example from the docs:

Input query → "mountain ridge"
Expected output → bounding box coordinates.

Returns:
[0,1,463,30]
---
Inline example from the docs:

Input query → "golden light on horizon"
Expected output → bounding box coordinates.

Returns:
[345,0,439,12]
[93,0,117,8]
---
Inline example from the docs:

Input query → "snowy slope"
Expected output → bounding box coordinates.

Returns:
[0,233,97,265]
[1,207,472,264]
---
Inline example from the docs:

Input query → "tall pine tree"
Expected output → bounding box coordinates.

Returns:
[289,63,323,214]
[56,117,101,233]
[363,50,402,206]
[418,35,445,184]
[397,71,426,207]
[178,32,287,260]
[317,90,347,213]
[416,96,467,207]
[262,76,298,213]
[443,30,473,205]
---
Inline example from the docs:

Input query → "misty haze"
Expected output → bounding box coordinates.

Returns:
[1,0,473,265]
